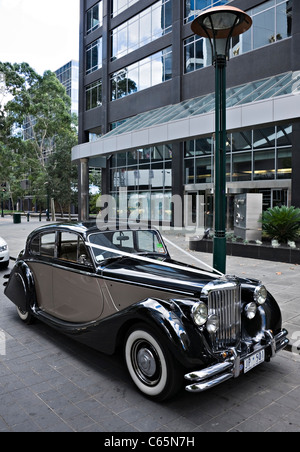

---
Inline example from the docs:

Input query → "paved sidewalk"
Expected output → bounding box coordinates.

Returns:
[0,216,299,432]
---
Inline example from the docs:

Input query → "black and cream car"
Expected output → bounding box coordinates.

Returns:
[4,222,289,401]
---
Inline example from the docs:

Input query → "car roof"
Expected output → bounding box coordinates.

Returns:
[28,221,158,238]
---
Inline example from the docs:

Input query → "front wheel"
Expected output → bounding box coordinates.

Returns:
[124,325,182,401]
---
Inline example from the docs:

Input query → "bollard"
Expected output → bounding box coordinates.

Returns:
[27,212,30,222]
[39,213,42,221]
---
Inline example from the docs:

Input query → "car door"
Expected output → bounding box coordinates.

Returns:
[52,231,104,323]
[28,231,56,316]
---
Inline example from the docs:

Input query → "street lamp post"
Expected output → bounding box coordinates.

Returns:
[192,6,252,274]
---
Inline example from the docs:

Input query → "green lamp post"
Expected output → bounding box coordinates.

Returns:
[191,6,252,274]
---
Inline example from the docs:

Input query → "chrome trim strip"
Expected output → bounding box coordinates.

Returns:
[185,373,233,393]
[185,361,233,382]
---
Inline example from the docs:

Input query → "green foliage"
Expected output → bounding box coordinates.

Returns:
[261,206,300,243]
[0,61,78,213]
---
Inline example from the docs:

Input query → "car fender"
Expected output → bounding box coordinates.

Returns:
[116,298,214,368]
[4,261,36,312]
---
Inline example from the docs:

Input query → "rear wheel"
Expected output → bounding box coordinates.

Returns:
[16,307,35,325]
[124,324,182,401]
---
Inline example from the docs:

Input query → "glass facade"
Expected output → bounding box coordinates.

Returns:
[232,0,293,56]
[111,47,172,100]
[111,0,172,61]
[184,125,292,185]
[110,145,173,222]
[111,0,139,17]
[55,61,79,115]
[78,1,298,224]
[184,0,230,23]
[184,0,293,73]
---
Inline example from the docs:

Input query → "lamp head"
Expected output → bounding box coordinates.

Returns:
[191,6,252,62]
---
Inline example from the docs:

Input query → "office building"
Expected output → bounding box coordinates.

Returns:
[73,0,298,229]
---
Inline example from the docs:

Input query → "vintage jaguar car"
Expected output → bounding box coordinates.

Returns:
[4,222,289,401]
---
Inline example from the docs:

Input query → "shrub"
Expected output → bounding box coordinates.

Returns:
[261,206,300,243]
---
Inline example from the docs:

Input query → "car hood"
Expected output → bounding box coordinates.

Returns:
[99,256,220,297]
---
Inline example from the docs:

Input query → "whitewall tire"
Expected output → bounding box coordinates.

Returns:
[124,325,182,401]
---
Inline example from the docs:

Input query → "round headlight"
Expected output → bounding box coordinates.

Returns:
[206,315,220,334]
[192,302,208,327]
[254,285,267,305]
[244,302,257,320]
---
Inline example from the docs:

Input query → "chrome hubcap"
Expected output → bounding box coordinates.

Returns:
[131,340,161,386]
[137,348,157,378]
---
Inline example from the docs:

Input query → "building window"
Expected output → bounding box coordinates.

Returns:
[111,47,172,100]
[87,2,103,35]
[111,0,172,61]
[111,0,139,17]
[232,0,293,57]
[184,35,212,73]
[184,125,292,185]
[184,0,230,24]
[86,38,102,75]
[86,80,102,110]
[184,0,293,73]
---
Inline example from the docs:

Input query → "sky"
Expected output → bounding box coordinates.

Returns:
[0,0,80,75]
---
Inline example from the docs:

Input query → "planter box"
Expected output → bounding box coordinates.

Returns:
[189,239,300,265]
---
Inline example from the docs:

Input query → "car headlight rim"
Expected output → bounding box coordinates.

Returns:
[254,284,267,305]
[192,301,208,327]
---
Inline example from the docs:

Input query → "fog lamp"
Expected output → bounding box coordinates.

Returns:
[254,285,267,305]
[192,302,208,326]
[206,315,220,333]
[245,302,257,320]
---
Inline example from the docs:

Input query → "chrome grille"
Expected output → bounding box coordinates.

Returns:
[208,283,241,350]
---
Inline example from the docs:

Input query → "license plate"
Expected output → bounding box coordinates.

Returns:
[244,349,265,374]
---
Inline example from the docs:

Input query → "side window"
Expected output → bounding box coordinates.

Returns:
[40,233,56,257]
[137,231,165,253]
[58,232,92,265]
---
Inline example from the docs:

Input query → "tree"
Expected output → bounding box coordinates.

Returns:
[0,62,78,212]
[47,126,78,216]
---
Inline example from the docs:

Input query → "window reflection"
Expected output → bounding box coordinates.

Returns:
[184,125,292,184]
[87,2,103,35]
[85,80,102,111]
[111,47,172,100]
[184,0,293,73]
[86,39,102,75]
[111,0,172,61]
[111,0,139,18]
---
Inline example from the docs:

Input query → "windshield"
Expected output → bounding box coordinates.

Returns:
[88,229,168,264]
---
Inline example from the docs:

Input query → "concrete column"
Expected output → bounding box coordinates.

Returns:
[80,158,89,221]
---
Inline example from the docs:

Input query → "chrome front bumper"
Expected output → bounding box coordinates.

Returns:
[185,329,289,393]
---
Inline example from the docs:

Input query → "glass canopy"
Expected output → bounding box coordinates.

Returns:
[105,71,300,138]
